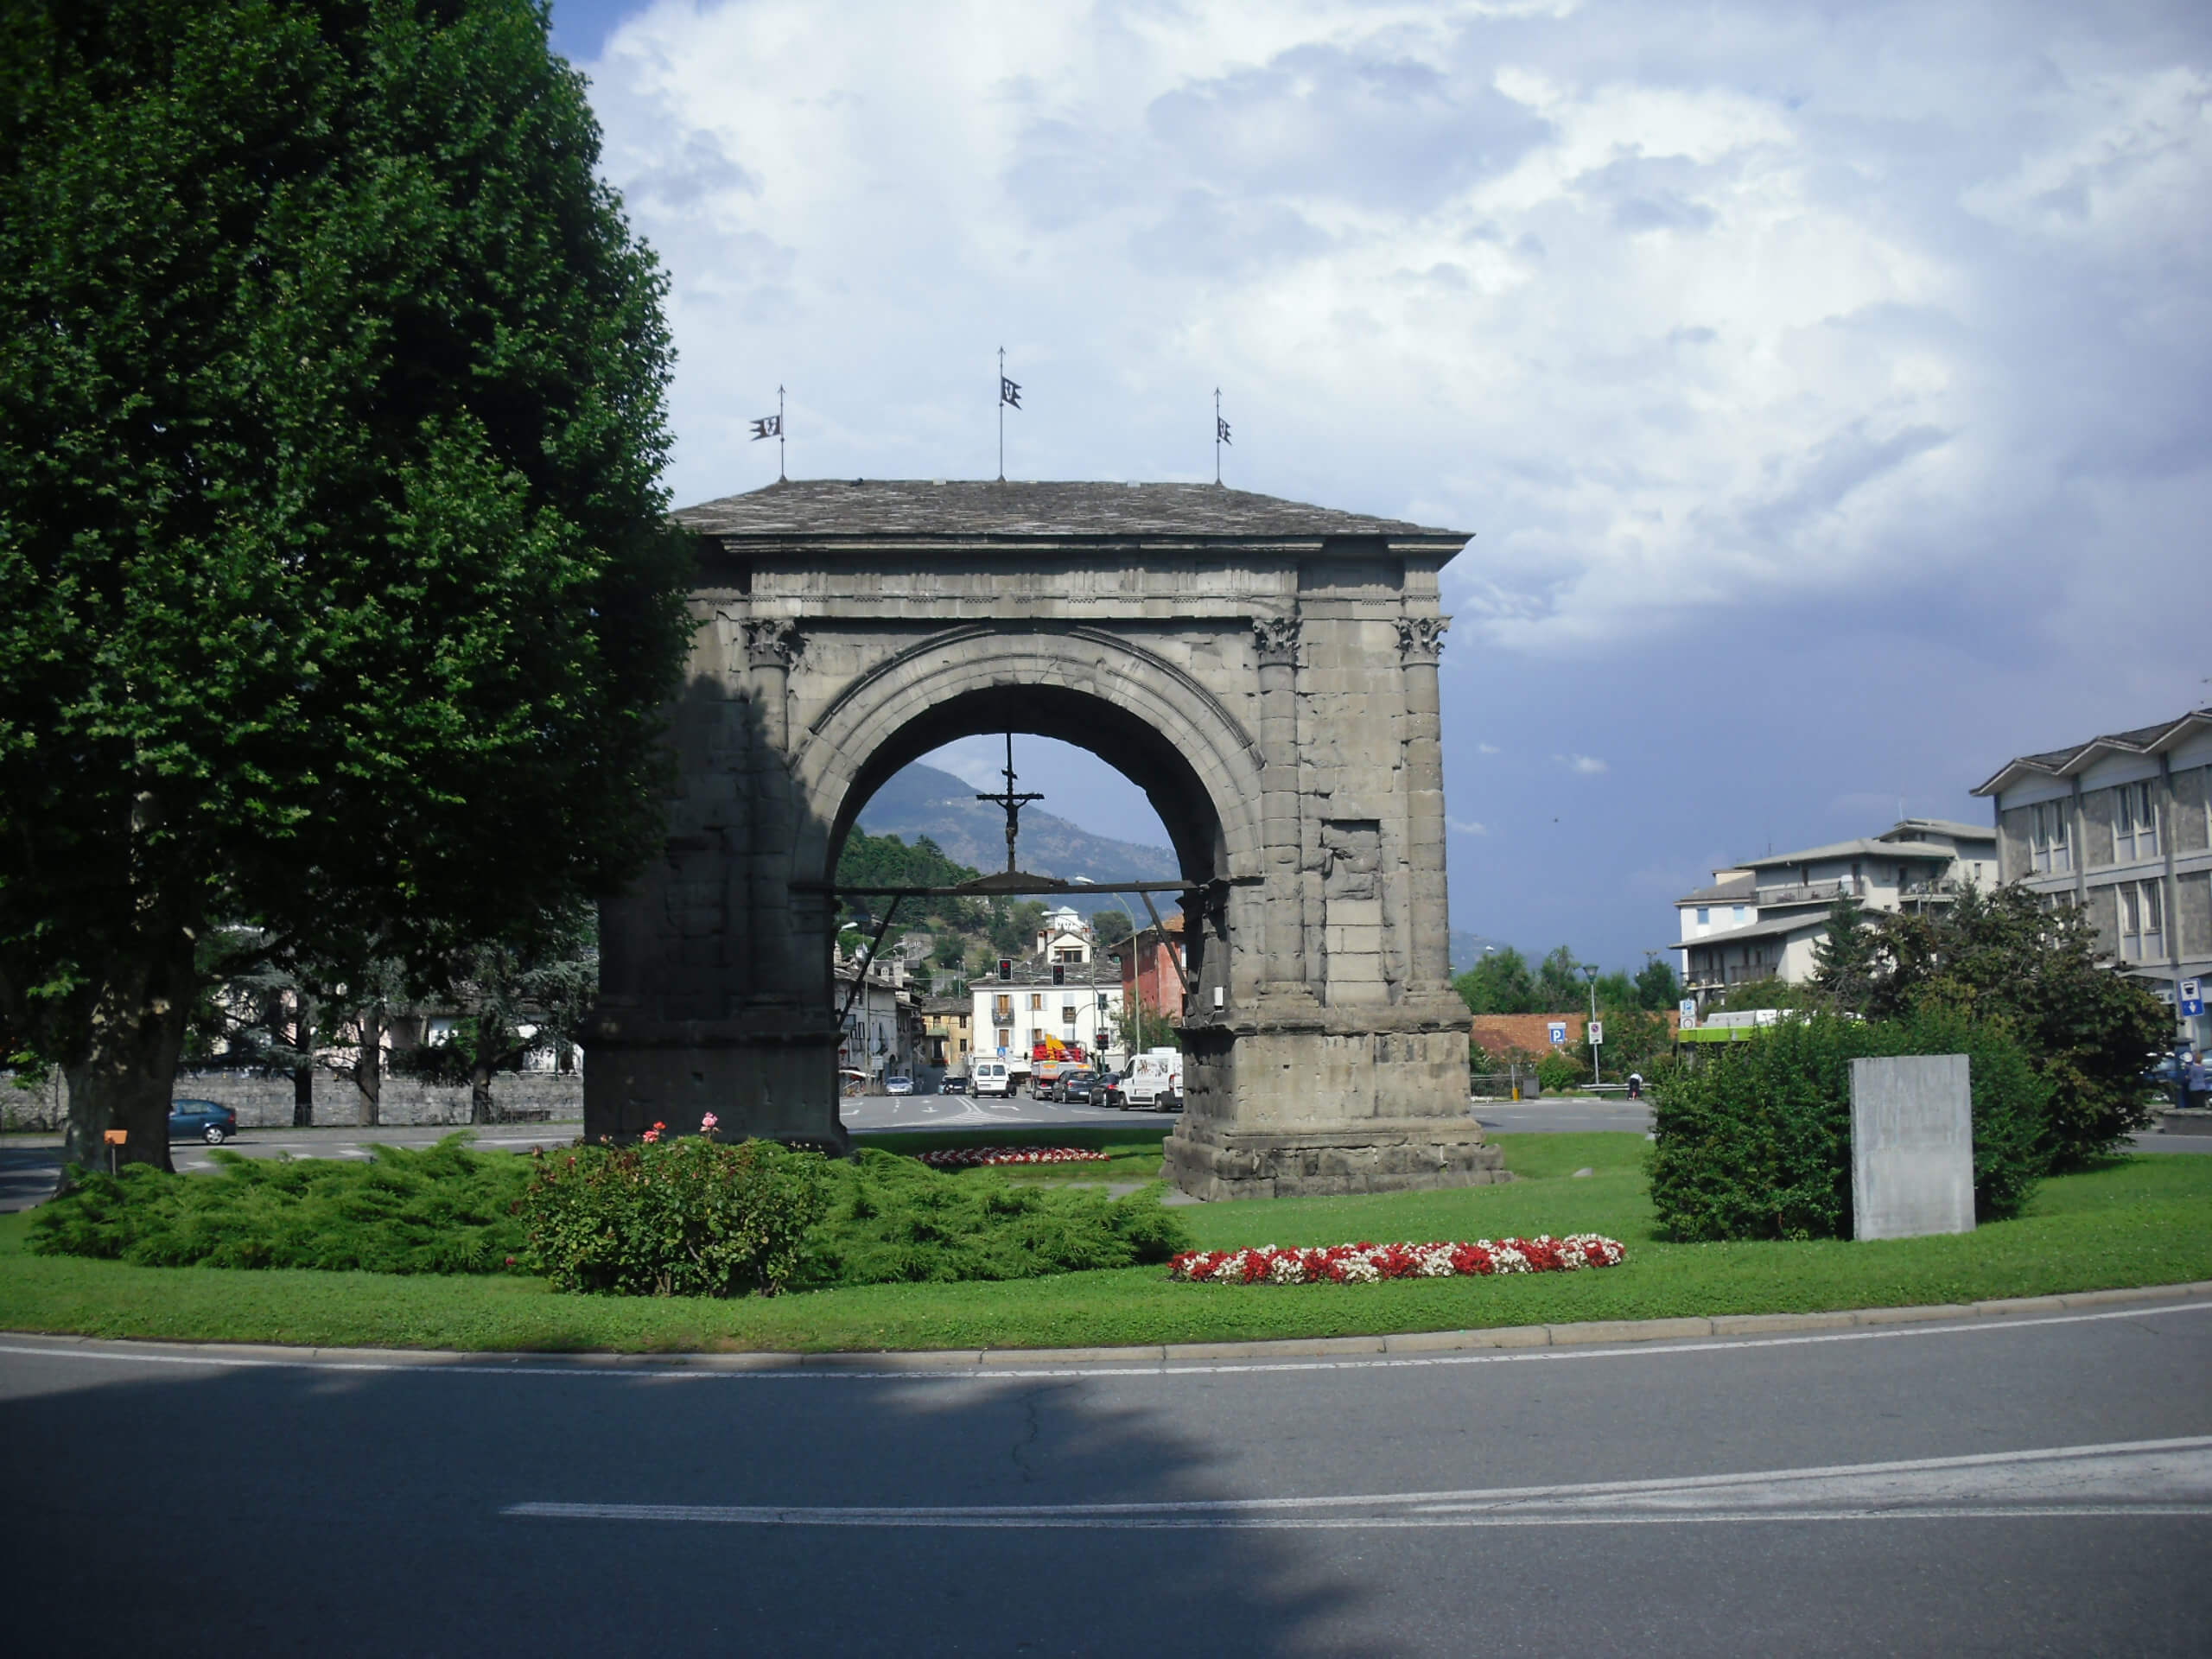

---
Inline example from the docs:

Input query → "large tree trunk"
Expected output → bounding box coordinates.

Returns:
[469,1052,496,1124]
[62,929,196,1179]
[289,991,316,1127]
[354,1005,382,1128]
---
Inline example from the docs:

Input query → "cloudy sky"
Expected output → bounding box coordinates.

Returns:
[550,0,2211,972]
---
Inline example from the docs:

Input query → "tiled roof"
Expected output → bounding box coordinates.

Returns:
[1974,708,2212,796]
[674,480,1467,544]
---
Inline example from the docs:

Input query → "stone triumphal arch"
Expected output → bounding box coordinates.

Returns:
[584,480,1502,1198]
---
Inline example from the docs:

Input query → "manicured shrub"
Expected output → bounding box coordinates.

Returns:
[1648,1010,2050,1242]
[793,1148,1193,1287]
[518,1135,832,1297]
[1535,1050,1586,1092]
[29,1135,532,1272]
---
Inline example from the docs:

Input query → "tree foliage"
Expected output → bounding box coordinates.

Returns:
[1808,884,2165,1166]
[1454,945,1536,1014]
[0,0,691,1170]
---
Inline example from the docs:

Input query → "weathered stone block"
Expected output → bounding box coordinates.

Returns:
[1850,1053,1974,1241]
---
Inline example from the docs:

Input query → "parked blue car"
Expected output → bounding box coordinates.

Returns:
[168,1098,238,1145]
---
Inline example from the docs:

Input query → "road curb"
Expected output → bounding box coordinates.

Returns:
[7,1279,2209,1374]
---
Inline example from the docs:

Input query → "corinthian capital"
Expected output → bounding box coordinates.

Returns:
[742,619,801,671]
[1251,613,1301,669]
[1396,614,1449,664]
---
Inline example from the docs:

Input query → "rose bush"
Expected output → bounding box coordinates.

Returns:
[1170,1235,1626,1285]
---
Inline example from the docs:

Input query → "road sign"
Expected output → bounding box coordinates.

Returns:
[2183,978,2204,1018]
[1679,997,1697,1028]
[1588,1020,1605,1046]
[1548,1021,1567,1045]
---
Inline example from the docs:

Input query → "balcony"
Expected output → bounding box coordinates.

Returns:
[1750,877,1865,907]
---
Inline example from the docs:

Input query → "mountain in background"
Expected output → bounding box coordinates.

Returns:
[855,764,1179,918]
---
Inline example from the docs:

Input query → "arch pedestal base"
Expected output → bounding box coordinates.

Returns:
[582,1016,853,1154]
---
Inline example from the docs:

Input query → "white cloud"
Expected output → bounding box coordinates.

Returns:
[1448,817,1490,835]
[1477,742,1503,754]
[580,0,2212,665]
[1554,753,1608,774]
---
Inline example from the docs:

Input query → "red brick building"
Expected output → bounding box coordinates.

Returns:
[1117,913,1186,1018]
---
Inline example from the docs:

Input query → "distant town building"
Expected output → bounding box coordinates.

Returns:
[835,948,920,1087]
[920,996,973,1071]
[1973,707,2212,1050]
[1674,818,1996,1006]
[969,909,1125,1073]
[1117,911,1187,1020]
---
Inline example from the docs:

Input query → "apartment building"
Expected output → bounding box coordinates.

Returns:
[1972,708,2212,1049]
[1675,818,1997,1005]
[969,910,1127,1073]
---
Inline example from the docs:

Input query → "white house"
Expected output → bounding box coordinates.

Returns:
[1675,818,1997,1005]
[835,949,920,1088]
[971,911,1125,1075]
[1972,707,2212,1052]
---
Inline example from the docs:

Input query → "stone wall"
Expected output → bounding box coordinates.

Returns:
[1,1071,583,1131]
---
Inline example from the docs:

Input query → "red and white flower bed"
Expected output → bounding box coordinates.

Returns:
[1169,1235,1626,1285]
[915,1147,1112,1169]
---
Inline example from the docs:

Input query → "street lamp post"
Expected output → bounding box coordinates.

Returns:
[1579,963,1600,1089]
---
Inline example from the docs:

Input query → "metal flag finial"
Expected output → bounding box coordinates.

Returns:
[997,347,1022,481]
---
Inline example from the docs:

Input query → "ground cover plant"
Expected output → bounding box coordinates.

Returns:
[29,1128,1192,1298]
[3,1132,2205,1355]
[1648,1008,2050,1242]
[29,1138,531,1274]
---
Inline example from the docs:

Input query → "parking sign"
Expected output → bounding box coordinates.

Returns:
[1548,1021,1567,1045]
[2183,978,2204,1018]
[1588,1020,1605,1046]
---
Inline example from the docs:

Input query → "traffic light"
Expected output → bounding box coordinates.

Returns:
[1052,963,1065,986]
[997,958,1012,982]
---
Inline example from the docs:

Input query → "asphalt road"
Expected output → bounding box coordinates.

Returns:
[3,1297,2207,1653]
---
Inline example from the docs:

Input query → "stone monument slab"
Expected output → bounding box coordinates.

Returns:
[1850,1053,1974,1241]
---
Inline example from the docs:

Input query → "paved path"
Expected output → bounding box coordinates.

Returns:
[4,1297,2206,1652]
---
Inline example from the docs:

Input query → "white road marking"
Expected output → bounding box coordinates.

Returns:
[0,1298,2205,1384]
[503,1437,2212,1529]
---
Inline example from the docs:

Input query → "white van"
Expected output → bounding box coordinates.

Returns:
[1120,1047,1183,1111]
[973,1059,1012,1098]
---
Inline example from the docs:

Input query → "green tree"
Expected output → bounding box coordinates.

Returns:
[1808,894,1882,1009]
[1090,908,1135,950]
[1633,958,1680,1010]
[1534,945,1586,1012]
[1453,945,1536,1014]
[0,1,691,1173]
[1814,884,2165,1166]
[397,908,596,1123]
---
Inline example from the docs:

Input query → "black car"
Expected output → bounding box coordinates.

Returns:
[1054,1069,1100,1105]
[168,1098,238,1145]
[940,1075,969,1095]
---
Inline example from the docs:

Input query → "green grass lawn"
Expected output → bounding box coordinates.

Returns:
[1,1130,2205,1355]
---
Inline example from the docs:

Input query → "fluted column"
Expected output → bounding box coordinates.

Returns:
[1252,613,1312,1000]
[1398,614,1452,990]
[743,620,802,1002]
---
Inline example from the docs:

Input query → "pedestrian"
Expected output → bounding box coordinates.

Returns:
[1626,1070,1643,1101]
[2185,1052,2209,1113]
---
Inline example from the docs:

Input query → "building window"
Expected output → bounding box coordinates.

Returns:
[2115,781,2159,862]
[2029,800,2071,874]
[1062,1006,1077,1026]
[1696,906,1709,925]
[1732,906,1747,923]
[1029,994,1043,1011]
[993,995,1011,1021]
[2118,879,2164,962]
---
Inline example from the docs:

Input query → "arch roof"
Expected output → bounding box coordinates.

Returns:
[674,479,1469,550]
